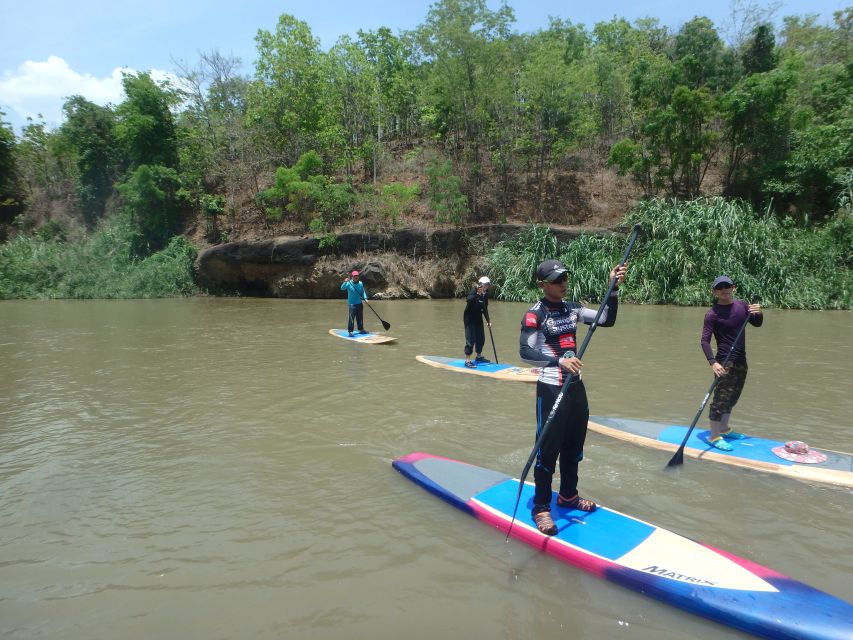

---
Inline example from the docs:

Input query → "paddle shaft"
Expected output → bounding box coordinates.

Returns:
[487,321,499,364]
[507,224,641,537]
[363,299,391,330]
[667,298,758,467]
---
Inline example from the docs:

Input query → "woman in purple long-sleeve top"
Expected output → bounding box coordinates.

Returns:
[700,275,763,451]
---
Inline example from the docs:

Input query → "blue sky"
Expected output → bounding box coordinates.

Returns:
[0,0,845,132]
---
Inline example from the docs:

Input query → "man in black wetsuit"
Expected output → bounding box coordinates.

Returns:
[519,259,627,535]
[463,276,492,368]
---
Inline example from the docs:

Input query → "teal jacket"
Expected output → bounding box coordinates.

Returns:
[341,280,368,305]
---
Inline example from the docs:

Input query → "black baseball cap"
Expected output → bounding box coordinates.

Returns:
[712,275,734,289]
[536,260,568,282]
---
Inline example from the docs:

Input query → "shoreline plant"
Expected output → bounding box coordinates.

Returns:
[487,197,851,310]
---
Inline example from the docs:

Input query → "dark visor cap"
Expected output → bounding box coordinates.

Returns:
[536,259,568,282]
[712,275,734,289]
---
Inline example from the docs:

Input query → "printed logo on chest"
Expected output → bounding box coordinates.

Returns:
[543,312,578,337]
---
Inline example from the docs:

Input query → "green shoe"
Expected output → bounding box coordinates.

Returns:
[722,430,746,440]
[709,436,734,451]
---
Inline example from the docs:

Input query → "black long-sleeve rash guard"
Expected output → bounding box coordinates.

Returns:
[519,294,618,386]
[463,288,490,326]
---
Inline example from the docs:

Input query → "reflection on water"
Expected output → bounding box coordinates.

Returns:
[1,298,851,639]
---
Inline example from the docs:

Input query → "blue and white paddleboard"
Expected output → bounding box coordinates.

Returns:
[393,452,853,640]
[588,416,853,488]
[328,329,396,344]
[415,355,539,382]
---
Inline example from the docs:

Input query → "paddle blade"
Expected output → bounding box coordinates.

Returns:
[667,450,685,467]
[381,320,391,330]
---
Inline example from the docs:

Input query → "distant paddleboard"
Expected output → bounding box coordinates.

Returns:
[415,355,539,382]
[588,416,853,488]
[328,329,397,344]
[393,452,853,640]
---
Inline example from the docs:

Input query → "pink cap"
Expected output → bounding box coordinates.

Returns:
[351,270,360,276]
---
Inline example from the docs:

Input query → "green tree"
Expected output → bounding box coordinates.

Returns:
[116,164,183,256]
[720,67,793,203]
[326,36,375,179]
[742,23,777,74]
[770,10,853,212]
[672,17,729,89]
[415,0,516,216]
[516,20,596,214]
[247,14,333,162]
[174,50,252,237]
[59,95,120,225]
[115,72,180,169]
[0,113,21,232]
[358,27,420,144]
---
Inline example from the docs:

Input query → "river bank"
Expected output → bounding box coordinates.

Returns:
[193,223,610,298]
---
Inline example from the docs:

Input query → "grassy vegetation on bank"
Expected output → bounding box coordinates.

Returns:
[487,198,852,310]
[2,197,851,308]
[0,214,199,299]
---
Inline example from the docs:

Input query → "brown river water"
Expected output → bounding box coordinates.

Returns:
[1,298,851,639]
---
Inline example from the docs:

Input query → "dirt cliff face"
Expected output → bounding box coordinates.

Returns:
[194,224,602,298]
[191,153,636,299]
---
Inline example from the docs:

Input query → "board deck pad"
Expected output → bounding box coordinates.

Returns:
[393,452,853,640]
[328,329,396,344]
[588,416,853,488]
[415,355,539,382]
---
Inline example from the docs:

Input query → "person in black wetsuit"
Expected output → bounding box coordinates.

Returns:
[463,276,492,368]
[519,259,627,536]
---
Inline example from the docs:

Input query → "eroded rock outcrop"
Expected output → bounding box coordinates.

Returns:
[194,224,595,298]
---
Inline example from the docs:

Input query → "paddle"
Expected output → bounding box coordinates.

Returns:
[667,297,759,467]
[364,299,391,331]
[487,322,499,364]
[506,224,641,538]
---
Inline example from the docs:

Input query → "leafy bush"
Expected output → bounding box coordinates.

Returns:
[257,151,354,230]
[116,164,184,256]
[0,213,198,299]
[426,159,467,224]
[380,182,420,227]
[486,197,852,309]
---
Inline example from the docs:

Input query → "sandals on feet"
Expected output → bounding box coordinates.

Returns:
[721,430,746,440]
[533,511,558,536]
[557,494,597,512]
[709,436,734,451]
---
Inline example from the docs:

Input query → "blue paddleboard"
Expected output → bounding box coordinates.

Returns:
[415,355,538,382]
[393,452,853,640]
[328,329,396,344]
[589,416,853,488]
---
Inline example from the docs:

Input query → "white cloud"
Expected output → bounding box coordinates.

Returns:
[0,56,179,131]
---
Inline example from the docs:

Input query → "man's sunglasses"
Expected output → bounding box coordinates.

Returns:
[713,283,733,290]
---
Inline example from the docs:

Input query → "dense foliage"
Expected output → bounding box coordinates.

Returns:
[487,197,852,309]
[1,1,851,303]
[0,214,198,299]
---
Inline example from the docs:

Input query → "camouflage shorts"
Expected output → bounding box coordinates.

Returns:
[709,361,748,421]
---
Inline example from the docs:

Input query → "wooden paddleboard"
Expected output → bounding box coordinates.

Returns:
[588,416,853,488]
[328,329,397,344]
[415,355,539,382]
[393,452,853,640]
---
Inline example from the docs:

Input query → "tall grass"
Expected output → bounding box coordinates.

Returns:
[487,198,852,309]
[0,213,199,299]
